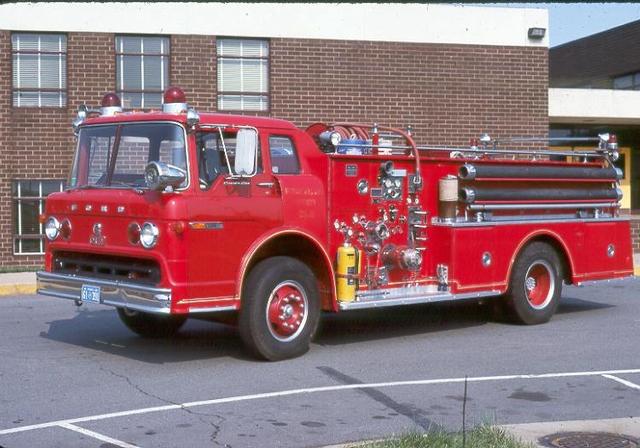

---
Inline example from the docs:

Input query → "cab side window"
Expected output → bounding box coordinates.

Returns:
[269,136,300,174]
[197,131,262,189]
[197,132,229,189]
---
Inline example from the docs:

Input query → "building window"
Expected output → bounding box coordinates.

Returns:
[12,33,67,107]
[613,72,640,90]
[12,180,65,255]
[217,38,269,111]
[116,36,170,109]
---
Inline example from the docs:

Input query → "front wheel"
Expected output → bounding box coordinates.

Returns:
[117,308,187,338]
[503,242,562,325]
[239,256,320,361]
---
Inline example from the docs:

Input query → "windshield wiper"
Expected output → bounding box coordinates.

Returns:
[107,181,146,194]
[74,184,100,190]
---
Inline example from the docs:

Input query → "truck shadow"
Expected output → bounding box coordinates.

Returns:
[39,307,249,363]
[315,295,613,346]
[39,296,612,362]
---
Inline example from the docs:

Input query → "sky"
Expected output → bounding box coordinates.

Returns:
[478,3,640,47]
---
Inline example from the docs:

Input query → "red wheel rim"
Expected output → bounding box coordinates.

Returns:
[524,260,555,310]
[265,281,308,342]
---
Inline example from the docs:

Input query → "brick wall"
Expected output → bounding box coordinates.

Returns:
[0,31,12,264]
[171,35,217,110]
[271,39,549,146]
[0,31,549,267]
[631,218,640,253]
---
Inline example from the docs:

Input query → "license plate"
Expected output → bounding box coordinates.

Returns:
[81,284,101,303]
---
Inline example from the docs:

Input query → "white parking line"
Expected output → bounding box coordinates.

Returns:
[2,367,640,438]
[59,422,139,448]
[602,374,640,391]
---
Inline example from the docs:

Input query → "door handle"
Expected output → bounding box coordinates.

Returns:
[256,182,275,188]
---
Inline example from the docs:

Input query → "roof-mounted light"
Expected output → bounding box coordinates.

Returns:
[100,92,122,116]
[163,86,188,114]
[319,130,342,147]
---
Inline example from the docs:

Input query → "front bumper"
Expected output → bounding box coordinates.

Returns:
[36,271,172,314]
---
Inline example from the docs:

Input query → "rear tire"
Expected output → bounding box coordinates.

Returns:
[503,242,562,325]
[117,308,187,338]
[239,256,320,361]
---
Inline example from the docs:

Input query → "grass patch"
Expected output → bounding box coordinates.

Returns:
[0,265,42,274]
[361,426,533,448]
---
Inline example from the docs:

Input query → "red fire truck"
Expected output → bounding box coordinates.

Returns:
[37,87,634,360]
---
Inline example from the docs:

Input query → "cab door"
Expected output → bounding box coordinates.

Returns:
[185,129,283,300]
[265,131,327,240]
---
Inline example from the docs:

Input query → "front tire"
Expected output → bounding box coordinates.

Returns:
[117,308,187,338]
[239,256,320,361]
[503,242,562,325]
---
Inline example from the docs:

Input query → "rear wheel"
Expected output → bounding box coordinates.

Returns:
[117,308,187,338]
[503,242,562,325]
[239,256,320,361]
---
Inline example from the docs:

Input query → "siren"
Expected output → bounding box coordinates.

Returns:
[163,86,188,114]
[100,92,122,116]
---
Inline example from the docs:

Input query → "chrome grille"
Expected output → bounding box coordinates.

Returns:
[53,251,161,284]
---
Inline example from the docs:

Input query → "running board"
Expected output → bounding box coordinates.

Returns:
[339,285,501,311]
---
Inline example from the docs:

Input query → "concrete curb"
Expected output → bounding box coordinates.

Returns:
[0,284,37,296]
[0,272,37,296]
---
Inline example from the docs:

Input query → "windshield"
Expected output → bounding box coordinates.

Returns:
[69,122,188,189]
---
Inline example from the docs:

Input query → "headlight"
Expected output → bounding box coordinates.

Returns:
[45,217,61,241]
[140,222,159,249]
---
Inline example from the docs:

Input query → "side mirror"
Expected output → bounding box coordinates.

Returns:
[144,161,186,191]
[233,129,258,176]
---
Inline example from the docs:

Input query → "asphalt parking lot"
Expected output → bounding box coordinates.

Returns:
[1,278,639,447]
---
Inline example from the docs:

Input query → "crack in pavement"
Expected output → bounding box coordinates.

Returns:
[317,366,443,433]
[99,366,230,447]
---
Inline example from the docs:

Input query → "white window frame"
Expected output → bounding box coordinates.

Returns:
[13,179,65,255]
[12,33,67,108]
[217,38,270,111]
[115,35,170,109]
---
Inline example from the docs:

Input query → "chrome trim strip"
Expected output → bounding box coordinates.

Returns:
[188,305,238,313]
[339,287,500,311]
[432,216,629,228]
[575,274,635,287]
[188,221,224,230]
[36,271,172,315]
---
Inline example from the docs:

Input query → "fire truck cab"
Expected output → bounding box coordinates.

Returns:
[37,87,634,360]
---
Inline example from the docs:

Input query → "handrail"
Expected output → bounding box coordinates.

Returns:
[330,142,608,159]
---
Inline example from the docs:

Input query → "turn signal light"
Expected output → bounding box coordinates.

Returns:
[170,221,186,235]
[60,219,72,240]
[127,222,141,245]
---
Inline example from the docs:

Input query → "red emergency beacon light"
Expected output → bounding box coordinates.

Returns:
[100,92,122,116]
[163,86,188,114]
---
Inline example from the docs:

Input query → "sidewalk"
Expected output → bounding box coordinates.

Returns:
[0,271,37,296]
[502,416,640,447]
